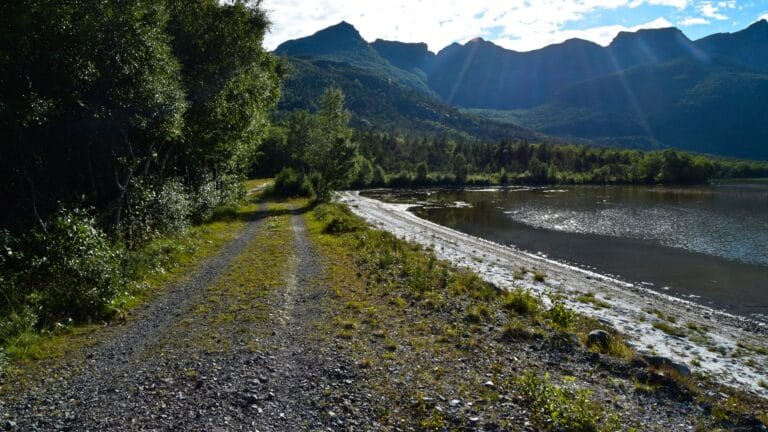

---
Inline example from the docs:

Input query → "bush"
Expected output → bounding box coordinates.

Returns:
[546,301,575,330]
[123,177,192,248]
[516,371,619,431]
[189,174,247,222]
[29,209,122,325]
[314,204,365,234]
[502,288,541,316]
[271,167,312,197]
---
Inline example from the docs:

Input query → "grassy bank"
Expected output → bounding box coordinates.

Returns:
[0,194,265,378]
[305,202,768,430]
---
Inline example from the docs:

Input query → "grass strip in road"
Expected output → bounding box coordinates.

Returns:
[172,199,309,355]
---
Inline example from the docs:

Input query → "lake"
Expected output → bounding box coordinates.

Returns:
[365,184,768,321]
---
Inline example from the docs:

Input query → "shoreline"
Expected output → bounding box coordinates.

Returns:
[339,190,768,398]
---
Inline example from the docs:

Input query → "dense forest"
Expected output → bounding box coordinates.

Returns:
[256,128,768,188]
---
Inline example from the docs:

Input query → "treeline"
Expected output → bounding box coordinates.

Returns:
[288,132,767,187]
[0,1,281,342]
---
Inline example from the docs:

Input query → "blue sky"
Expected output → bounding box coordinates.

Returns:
[262,0,768,52]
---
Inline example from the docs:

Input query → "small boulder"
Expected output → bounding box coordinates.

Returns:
[641,355,691,376]
[587,330,611,348]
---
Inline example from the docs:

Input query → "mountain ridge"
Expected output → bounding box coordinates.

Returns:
[275,21,768,160]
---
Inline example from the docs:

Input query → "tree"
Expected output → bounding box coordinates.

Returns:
[0,1,187,230]
[305,88,357,201]
[415,162,429,185]
[166,0,282,189]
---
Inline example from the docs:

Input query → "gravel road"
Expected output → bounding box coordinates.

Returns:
[0,206,374,431]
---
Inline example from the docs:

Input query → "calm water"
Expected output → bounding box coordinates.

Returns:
[367,184,768,320]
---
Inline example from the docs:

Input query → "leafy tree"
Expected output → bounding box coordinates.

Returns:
[305,88,358,201]
[415,162,429,185]
[166,0,282,189]
[0,1,187,229]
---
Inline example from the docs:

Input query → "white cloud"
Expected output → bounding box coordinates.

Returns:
[262,0,683,53]
[699,3,728,20]
[760,12,768,22]
[679,17,711,26]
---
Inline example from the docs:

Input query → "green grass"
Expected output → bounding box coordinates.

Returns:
[652,321,687,338]
[515,372,620,432]
[502,288,542,316]
[576,292,612,309]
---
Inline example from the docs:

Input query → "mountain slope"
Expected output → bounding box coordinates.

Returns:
[370,39,434,79]
[275,21,768,159]
[278,58,545,142]
[696,19,768,72]
[510,58,768,158]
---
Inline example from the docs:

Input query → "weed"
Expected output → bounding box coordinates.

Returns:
[532,271,546,282]
[576,292,611,309]
[545,301,574,330]
[516,371,619,431]
[500,322,543,341]
[652,322,687,338]
[502,288,541,316]
[464,304,492,323]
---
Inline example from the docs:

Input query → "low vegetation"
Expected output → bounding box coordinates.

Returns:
[305,202,768,430]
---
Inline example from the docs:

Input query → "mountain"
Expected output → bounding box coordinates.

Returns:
[278,58,545,143]
[274,22,433,95]
[370,39,434,78]
[507,58,768,158]
[696,19,768,72]
[274,21,768,159]
[607,27,704,68]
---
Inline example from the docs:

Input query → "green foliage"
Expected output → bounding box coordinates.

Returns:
[546,301,575,330]
[349,131,768,188]
[271,167,312,198]
[516,372,620,432]
[28,209,122,326]
[122,178,192,249]
[0,0,282,347]
[305,88,358,201]
[502,288,542,316]
[351,156,374,188]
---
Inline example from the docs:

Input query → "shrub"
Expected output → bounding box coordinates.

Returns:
[270,167,312,197]
[516,372,619,431]
[29,209,122,325]
[189,174,247,222]
[387,171,413,189]
[314,204,365,234]
[123,177,192,248]
[546,301,574,330]
[502,288,541,316]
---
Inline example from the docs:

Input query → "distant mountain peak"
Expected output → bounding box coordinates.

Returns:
[274,20,367,57]
[611,26,687,43]
[745,19,768,35]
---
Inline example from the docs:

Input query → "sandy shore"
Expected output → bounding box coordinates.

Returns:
[339,191,768,398]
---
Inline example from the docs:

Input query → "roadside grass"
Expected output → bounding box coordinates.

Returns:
[1,183,270,379]
[304,202,629,430]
